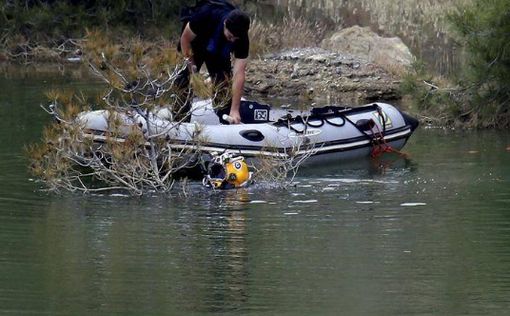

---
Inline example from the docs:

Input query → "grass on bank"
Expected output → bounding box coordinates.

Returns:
[248,12,331,57]
[0,1,331,62]
[3,1,509,128]
[0,0,193,62]
[399,60,469,127]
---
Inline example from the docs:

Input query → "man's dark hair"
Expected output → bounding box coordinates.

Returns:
[225,9,250,38]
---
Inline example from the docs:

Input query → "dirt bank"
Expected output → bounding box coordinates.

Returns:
[1,45,403,107]
[245,47,401,105]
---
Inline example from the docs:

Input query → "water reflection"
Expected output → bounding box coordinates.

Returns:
[2,138,510,315]
[1,72,510,314]
[15,191,255,314]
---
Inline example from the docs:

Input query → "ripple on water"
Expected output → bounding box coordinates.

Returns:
[400,202,427,207]
[315,177,400,184]
[249,200,267,204]
[292,200,318,204]
[356,201,379,204]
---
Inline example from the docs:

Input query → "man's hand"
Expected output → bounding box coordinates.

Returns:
[228,108,242,124]
[185,58,198,74]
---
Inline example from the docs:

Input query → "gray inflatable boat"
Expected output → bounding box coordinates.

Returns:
[77,99,419,165]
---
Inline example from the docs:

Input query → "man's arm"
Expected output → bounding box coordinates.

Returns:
[180,22,197,70]
[229,58,248,124]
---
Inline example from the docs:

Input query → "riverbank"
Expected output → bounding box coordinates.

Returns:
[1,42,403,105]
[246,47,400,106]
[3,0,509,128]
[0,32,471,129]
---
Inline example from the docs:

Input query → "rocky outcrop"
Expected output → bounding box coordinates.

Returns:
[245,47,401,105]
[321,26,414,68]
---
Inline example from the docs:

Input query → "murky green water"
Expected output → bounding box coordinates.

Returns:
[1,71,510,315]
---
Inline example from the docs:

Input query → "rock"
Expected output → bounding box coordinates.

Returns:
[321,25,415,68]
[251,81,274,93]
[305,54,328,63]
[246,47,401,105]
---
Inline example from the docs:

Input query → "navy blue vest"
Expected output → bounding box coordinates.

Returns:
[206,12,233,59]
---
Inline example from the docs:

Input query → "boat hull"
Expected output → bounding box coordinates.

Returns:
[77,100,418,165]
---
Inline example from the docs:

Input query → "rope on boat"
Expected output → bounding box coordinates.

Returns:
[367,106,407,159]
[274,105,348,134]
[274,104,409,159]
[368,122,408,159]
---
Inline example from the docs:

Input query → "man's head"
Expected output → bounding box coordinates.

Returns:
[224,9,250,42]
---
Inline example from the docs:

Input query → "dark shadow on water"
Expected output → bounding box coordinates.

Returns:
[297,153,417,178]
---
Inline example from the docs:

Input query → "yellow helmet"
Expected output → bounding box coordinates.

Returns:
[225,159,250,187]
[204,153,252,189]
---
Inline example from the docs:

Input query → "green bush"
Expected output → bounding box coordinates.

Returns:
[400,60,466,126]
[1,0,194,41]
[448,0,510,127]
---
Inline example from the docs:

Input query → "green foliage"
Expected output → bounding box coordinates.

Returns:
[399,60,468,127]
[1,0,194,41]
[448,0,510,127]
[402,0,510,128]
[0,0,196,62]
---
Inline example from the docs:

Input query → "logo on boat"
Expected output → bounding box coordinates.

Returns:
[254,109,269,121]
[373,110,393,128]
[288,128,322,138]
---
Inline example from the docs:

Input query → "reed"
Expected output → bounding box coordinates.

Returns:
[249,12,330,57]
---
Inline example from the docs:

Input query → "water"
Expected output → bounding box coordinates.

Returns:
[1,71,510,315]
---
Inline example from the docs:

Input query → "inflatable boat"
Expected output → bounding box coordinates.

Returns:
[77,99,419,165]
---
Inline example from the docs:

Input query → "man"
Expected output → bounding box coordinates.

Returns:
[175,1,250,124]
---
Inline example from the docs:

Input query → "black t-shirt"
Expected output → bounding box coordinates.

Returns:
[188,4,249,59]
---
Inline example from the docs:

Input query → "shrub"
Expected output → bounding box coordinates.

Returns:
[1,1,194,41]
[448,0,510,127]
